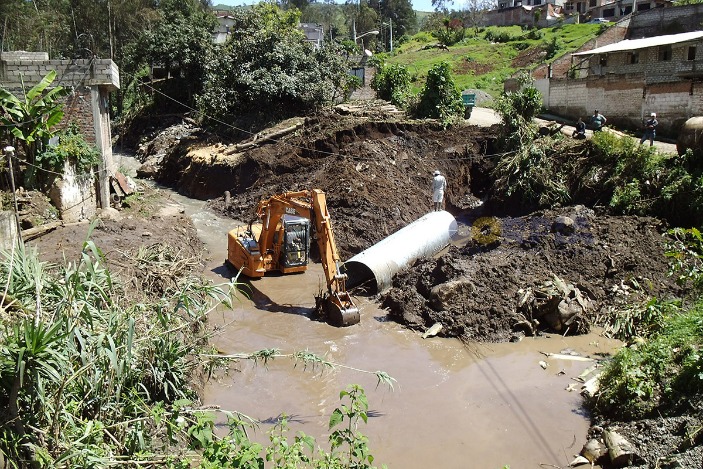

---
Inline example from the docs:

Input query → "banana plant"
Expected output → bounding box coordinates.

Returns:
[0,70,68,188]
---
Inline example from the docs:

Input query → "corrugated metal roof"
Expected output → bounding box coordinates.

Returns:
[573,30,703,56]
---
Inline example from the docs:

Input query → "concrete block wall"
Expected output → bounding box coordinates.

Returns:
[0,52,48,61]
[0,58,118,89]
[627,4,703,38]
[0,54,119,217]
[538,75,703,135]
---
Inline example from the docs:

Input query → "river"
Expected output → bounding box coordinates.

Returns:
[167,189,620,469]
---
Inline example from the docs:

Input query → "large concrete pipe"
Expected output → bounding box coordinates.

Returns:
[344,210,458,294]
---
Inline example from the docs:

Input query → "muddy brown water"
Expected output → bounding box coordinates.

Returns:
[174,192,621,469]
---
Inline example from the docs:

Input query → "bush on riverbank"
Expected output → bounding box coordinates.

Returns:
[589,303,703,420]
[491,101,703,227]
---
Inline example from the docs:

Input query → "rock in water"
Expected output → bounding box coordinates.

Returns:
[422,322,443,339]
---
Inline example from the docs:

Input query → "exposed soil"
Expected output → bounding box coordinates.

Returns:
[23,186,203,302]
[512,46,547,68]
[138,109,498,260]
[383,207,678,343]
[12,103,698,467]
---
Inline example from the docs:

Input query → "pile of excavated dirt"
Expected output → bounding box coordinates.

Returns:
[382,206,680,342]
[145,109,498,260]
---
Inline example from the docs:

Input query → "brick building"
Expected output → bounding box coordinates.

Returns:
[0,51,120,221]
[535,30,703,136]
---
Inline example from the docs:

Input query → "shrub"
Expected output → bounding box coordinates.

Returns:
[666,227,703,292]
[37,123,101,175]
[485,30,514,43]
[591,304,703,420]
[526,29,543,39]
[544,36,564,60]
[414,62,464,126]
[492,72,542,150]
[371,62,412,107]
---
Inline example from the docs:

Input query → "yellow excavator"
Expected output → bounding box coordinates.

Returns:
[226,189,360,326]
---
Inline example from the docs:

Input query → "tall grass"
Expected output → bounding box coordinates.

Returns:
[0,236,389,467]
[0,234,236,467]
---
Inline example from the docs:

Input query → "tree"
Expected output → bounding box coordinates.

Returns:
[197,4,354,123]
[415,62,464,126]
[463,0,493,34]
[124,0,217,111]
[432,0,453,12]
[379,0,418,49]
[371,62,411,106]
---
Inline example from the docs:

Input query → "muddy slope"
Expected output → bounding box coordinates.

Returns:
[148,111,498,259]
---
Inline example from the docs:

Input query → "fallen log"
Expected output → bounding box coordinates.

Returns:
[224,122,304,155]
[604,430,636,467]
[21,221,62,241]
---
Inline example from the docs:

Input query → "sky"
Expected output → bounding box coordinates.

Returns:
[213,0,437,13]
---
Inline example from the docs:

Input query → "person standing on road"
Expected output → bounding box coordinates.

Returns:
[590,110,607,132]
[431,170,447,212]
[640,112,658,146]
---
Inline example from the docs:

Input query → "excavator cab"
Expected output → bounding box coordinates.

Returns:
[280,215,310,269]
[226,189,360,327]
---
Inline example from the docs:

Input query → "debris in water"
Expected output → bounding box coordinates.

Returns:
[421,322,443,339]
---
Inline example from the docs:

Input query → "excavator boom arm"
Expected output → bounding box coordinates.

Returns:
[251,190,358,326]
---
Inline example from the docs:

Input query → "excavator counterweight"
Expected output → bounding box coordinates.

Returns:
[226,189,359,327]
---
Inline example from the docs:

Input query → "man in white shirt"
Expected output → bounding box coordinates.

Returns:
[431,170,447,211]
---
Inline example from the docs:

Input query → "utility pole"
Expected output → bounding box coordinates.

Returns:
[389,18,393,52]
[4,146,23,245]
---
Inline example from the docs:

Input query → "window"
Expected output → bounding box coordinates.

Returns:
[688,46,697,61]
[599,55,608,66]
[629,51,639,64]
[603,8,615,16]
[533,0,541,4]
[589,0,596,6]
[638,3,650,10]
[622,5,632,14]
[659,45,672,61]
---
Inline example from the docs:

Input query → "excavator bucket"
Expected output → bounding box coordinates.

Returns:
[322,292,360,327]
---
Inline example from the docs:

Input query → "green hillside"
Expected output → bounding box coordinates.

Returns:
[386,23,605,97]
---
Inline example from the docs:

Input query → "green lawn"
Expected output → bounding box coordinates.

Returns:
[385,23,605,97]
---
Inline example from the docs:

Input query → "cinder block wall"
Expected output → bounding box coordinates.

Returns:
[539,75,703,135]
[627,4,703,38]
[0,54,119,219]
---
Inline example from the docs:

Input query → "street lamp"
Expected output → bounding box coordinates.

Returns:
[355,29,379,47]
